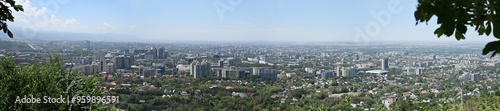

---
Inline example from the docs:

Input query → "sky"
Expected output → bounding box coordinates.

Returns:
[7,0,500,42]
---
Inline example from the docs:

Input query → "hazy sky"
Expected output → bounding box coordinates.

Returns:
[8,0,499,42]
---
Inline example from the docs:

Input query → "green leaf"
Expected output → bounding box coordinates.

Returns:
[443,22,456,36]
[434,28,445,37]
[455,31,465,40]
[494,21,500,39]
[486,22,492,36]
[456,24,467,34]
[482,40,500,58]
[7,30,12,38]
[479,26,486,35]
[14,5,23,11]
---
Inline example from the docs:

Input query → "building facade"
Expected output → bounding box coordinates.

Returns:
[191,61,211,78]
[114,55,134,69]
[381,58,389,70]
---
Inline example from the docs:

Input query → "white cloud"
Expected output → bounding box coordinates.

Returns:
[10,0,80,34]
[64,18,77,27]
[8,0,129,35]
[102,23,116,30]
[48,15,61,26]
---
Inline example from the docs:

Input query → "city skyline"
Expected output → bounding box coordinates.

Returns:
[5,0,498,42]
[3,1,500,110]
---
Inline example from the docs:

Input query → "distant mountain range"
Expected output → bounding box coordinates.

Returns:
[0,26,140,42]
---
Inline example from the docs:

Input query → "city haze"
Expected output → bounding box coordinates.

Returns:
[5,0,498,42]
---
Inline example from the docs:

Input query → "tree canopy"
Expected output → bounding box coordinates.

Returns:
[414,0,500,57]
[0,55,108,110]
[0,0,23,38]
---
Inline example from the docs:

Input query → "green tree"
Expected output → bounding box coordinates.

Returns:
[308,105,328,111]
[339,96,353,111]
[290,89,307,98]
[373,98,387,111]
[0,55,108,110]
[415,0,500,57]
[0,0,23,38]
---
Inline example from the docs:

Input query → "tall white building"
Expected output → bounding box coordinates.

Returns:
[336,67,342,77]
[252,67,277,78]
[472,74,483,81]
[341,68,356,77]
[222,68,245,78]
[191,61,211,78]
[406,67,423,75]
[104,63,114,73]
[459,73,482,81]
[459,74,471,81]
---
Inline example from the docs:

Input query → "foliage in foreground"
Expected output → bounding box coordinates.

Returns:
[0,55,108,110]
[415,0,500,57]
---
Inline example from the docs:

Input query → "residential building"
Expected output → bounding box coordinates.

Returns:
[342,68,356,77]
[381,58,389,70]
[336,67,342,77]
[321,70,334,79]
[157,47,165,59]
[472,74,483,81]
[85,40,90,50]
[252,67,278,78]
[406,67,423,75]
[104,63,114,73]
[114,55,134,69]
[222,68,245,78]
[191,61,211,78]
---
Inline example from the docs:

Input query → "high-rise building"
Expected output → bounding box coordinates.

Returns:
[187,58,194,65]
[85,40,90,50]
[321,70,334,79]
[98,60,104,71]
[115,57,124,69]
[150,47,158,59]
[138,66,156,77]
[83,65,93,75]
[406,67,423,75]
[227,59,235,66]
[459,73,482,81]
[259,55,266,62]
[218,60,224,68]
[191,61,211,78]
[341,68,356,77]
[252,67,277,78]
[416,68,423,75]
[259,70,277,78]
[124,49,130,55]
[189,61,198,75]
[336,67,342,77]
[459,74,471,81]
[157,47,165,59]
[222,68,245,78]
[104,63,114,73]
[472,74,483,81]
[381,58,389,70]
[252,67,259,75]
[92,64,101,74]
[114,55,134,69]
